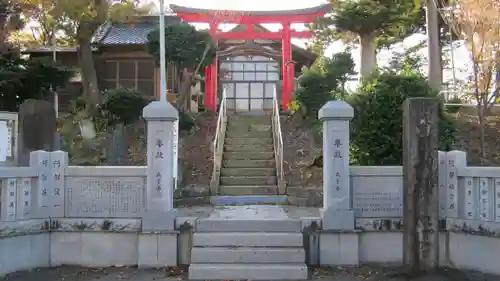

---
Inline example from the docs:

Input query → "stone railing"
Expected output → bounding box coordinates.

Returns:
[318,100,500,233]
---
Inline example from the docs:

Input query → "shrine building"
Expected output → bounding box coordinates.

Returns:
[170,4,330,111]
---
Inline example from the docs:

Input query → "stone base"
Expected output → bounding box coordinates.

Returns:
[319,232,359,266]
[138,232,178,267]
[142,209,177,231]
[321,208,354,230]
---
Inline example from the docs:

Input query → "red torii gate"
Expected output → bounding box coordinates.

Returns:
[170,4,330,111]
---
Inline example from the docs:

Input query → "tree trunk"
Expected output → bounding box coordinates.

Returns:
[359,33,377,79]
[477,103,486,160]
[78,39,101,115]
[426,0,442,90]
[0,16,7,53]
[495,50,500,94]
[176,69,192,112]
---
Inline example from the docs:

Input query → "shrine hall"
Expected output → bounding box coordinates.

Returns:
[169,4,330,111]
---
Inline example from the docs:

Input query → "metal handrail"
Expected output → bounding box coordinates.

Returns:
[271,85,284,191]
[211,88,227,191]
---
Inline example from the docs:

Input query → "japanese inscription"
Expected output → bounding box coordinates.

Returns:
[479,178,491,221]
[156,172,162,191]
[21,178,31,216]
[5,120,12,157]
[438,152,447,218]
[353,177,403,217]
[464,177,476,219]
[495,179,500,222]
[446,157,459,218]
[66,177,143,217]
[51,152,67,213]
[172,119,179,188]
[6,178,17,220]
[37,152,51,209]
[150,130,169,198]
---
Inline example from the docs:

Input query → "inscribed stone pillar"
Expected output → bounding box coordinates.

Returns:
[29,150,52,218]
[445,150,466,219]
[142,101,178,231]
[318,100,354,230]
[50,150,68,217]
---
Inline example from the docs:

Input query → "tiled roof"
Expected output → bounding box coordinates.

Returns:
[92,23,156,45]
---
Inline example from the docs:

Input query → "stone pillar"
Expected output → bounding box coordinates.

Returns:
[29,150,52,218]
[402,98,439,273]
[142,101,178,231]
[318,100,354,230]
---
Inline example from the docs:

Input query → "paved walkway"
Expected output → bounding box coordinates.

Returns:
[2,266,498,281]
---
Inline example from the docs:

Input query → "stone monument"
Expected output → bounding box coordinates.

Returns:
[318,100,354,230]
[141,100,178,231]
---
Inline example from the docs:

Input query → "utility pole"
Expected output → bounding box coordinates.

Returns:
[426,0,442,90]
[52,0,58,118]
[159,0,167,102]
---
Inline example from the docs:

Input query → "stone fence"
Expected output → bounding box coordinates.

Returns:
[1,100,500,276]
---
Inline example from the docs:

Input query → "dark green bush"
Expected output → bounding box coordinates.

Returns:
[346,71,456,165]
[101,88,149,127]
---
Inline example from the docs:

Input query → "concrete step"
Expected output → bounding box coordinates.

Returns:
[220,176,277,185]
[191,247,305,264]
[223,151,274,160]
[220,167,276,177]
[224,144,273,152]
[225,137,273,146]
[218,185,278,196]
[188,263,308,280]
[193,232,303,247]
[222,159,275,168]
[196,218,302,232]
[211,195,286,205]
[226,131,272,138]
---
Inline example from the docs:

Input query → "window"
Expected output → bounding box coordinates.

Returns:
[104,60,155,95]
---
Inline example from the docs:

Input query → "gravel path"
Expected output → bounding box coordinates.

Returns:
[2,266,498,281]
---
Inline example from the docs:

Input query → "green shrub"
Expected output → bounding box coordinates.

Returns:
[445,96,463,114]
[346,71,456,165]
[101,88,149,127]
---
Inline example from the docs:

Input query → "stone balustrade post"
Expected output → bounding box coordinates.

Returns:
[142,101,178,231]
[318,101,354,230]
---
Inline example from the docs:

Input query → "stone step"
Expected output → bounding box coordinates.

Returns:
[223,151,274,160]
[193,232,303,247]
[188,263,308,280]
[220,167,276,177]
[218,185,278,196]
[227,124,272,132]
[211,195,286,205]
[225,137,273,146]
[228,115,271,123]
[226,131,272,138]
[191,247,305,264]
[224,144,273,152]
[220,176,277,185]
[196,218,302,232]
[222,159,275,168]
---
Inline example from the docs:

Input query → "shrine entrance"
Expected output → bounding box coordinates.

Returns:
[169,4,330,111]
[221,55,279,111]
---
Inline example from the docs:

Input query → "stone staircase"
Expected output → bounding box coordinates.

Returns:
[218,114,279,197]
[188,206,308,280]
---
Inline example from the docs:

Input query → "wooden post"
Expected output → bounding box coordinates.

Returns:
[402,98,439,273]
